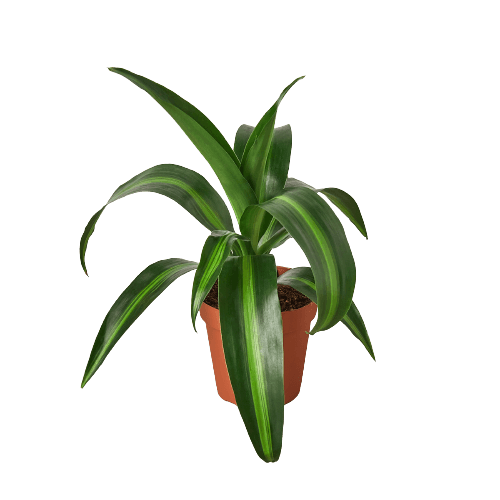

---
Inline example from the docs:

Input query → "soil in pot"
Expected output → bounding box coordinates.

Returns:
[203,278,312,311]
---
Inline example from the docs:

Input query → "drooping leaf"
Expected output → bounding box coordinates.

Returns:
[276,267,318,302]
[109,68,257,221]
[80,164,233,275]
[320,188,367,238]
[341,302,375,360]
[284,178,315,190]
[240,187,356,334]
[80,207,106,275]
[219,255,284,463]
[81,258,197,387]
[286,178,368,238]
[277,267,375,360]
[190,230,249,329]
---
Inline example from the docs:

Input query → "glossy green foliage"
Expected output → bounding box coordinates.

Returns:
[240,187,356,333]
[80,164,233,275]
[277,267,375,360]
[285,178,368,238]
[81,259,197,387]
[79,71,372,464]
[240,78,302,203]
[109,68,257,221]
[219,255,284,463]
[191,231,249,330]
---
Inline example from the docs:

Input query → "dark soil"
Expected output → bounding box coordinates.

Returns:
[203,278,312,312]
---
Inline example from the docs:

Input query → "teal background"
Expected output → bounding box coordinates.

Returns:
[1,0,499,498]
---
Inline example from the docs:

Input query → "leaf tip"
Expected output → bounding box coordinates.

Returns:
[191,312,200,333]
[81,369,93,388]
[81,262,89,276]
[364,344,375,361]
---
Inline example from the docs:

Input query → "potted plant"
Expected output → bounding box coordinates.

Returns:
[79,68,375,463]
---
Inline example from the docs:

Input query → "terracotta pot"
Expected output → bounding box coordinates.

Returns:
[199,266,317,405]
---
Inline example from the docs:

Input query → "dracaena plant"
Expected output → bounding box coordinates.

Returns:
[79,68,375,463]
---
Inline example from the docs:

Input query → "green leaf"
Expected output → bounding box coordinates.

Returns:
[252,124,294,237]
[262,125,293,200]
[276,267,318,302]
[286,178,368,238]
[234,124,254,161]
[284,178,315,190]
[257,217,291,253]
[320,188,368,238]
[237,124,293,200]
[342,302,375,360]
[277,267,375,360]
[240,78,303,202]
[235,123,293,245]
[190,230,249,330]
[109,68,257,221]
[80,207,106,275]
[232,239,254,256]
[219,255,284,463]
[80,164,233,275]
[240,187,356,334]
[81,258,197,388]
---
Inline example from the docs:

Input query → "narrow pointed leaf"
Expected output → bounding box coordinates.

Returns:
[240,78,302,202]
[81,259,197,387]
[190,230,249,329]
[219,255,284,463]
[320,188,368,238]
[240,187,356,334]
[106,164,234,231]
[342,302,375,360]
[80,207,105,276]
[80,164,233,275]
[109,68,257,220]
[286,178,368,238]
[278,267,375,360]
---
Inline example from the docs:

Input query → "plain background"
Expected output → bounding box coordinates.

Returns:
[1,1,499,498]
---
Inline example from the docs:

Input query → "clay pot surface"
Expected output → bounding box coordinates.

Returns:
[200,266,317,405]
